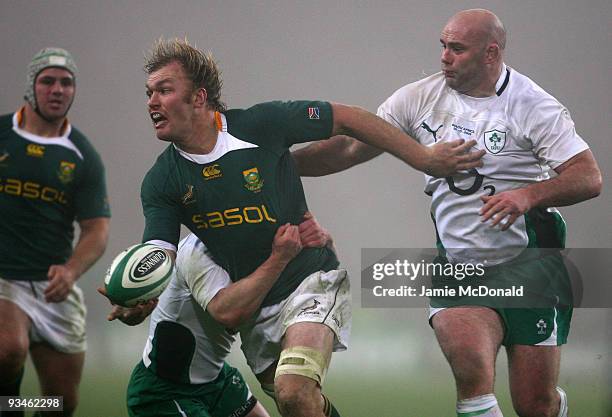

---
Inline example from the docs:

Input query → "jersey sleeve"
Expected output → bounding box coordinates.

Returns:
[525,97,589,169]
[237,101,334,150]
[175,234,232,309]
[140,164,182,246]
[74,144,111,220]
[377,84,421,140]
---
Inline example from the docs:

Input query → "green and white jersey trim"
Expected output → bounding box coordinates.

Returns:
[142,234,234,384]
[173,113,258,165]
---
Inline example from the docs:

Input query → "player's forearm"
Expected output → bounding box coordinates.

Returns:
[527,150,602,208]
[331,103,429,172]
[209,253,289,328]
[292,135,381,177]
[65,217,110,280]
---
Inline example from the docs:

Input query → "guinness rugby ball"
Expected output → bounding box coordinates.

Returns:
[104,243,173,307]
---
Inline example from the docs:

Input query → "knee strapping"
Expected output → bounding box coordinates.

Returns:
[274,346,329,386]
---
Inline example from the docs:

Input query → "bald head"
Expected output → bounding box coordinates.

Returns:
[439,9,506,96]
[446,9,506,50]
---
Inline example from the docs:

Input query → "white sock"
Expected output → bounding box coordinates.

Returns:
[457,394,504,417]
[556,387,568,417]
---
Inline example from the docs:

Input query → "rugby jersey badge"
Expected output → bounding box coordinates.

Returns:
[243,167,264,192]
[484,129,506,154]
[181,184,196,205]
[308,107,320,120]
[202,164,222,180]
[0,150,9,164]
[57,161,76,184]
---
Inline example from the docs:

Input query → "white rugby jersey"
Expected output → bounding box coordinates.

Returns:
[377,65,588,265]
[142,233,234,384]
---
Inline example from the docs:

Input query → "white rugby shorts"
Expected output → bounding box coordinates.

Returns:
[0,277,87,353]
[238,269,351,375]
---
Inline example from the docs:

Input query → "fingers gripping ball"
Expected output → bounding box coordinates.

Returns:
[104,244,173,307]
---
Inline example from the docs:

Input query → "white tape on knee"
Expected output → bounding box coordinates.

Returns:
[274,346,328,386]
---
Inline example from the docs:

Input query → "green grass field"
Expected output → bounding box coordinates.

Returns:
[20,365,609,417]
[18,309,611,417]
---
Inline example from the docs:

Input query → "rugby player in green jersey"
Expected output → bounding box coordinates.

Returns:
[292,9,602,417]
[104,213,333,417]
[138,38,483,417]
[0,48,110,417]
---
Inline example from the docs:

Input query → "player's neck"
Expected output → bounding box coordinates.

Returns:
[463,62,504,98]
[21,104,67,137]
[176,110,218,155]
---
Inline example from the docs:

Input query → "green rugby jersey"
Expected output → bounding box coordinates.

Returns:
[142,101,339,306]
[0,110,110,280]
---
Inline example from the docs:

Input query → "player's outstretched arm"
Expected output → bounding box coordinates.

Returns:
[206,224,302,328]
[292,135,382,177]
[327,102,485,177]
[480,149,602,230]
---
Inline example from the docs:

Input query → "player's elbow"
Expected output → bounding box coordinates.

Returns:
[207,304,249,328]
[582,161,603,200]
[587,170,602,199]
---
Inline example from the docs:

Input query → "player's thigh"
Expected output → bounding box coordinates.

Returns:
[241,269,350,377]
[507,344,561,405]
[0,298,31,365]
[431,306,504,362]
[210,364,260,417]
[30,343,85,398]
[129,398,212,417]
[245,402,271,417]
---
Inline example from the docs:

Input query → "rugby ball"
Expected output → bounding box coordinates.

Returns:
[104,243,174,307]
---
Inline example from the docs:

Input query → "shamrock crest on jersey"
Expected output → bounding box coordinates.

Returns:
[484,129,507,154]
[536,318,547,335]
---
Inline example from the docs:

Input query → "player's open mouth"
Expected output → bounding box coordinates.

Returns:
[150,112,167,128]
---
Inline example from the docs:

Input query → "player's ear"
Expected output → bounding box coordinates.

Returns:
[485,43,500,63]
[194,88,207,108]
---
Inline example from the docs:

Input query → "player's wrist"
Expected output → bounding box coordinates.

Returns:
[266,251,292,270]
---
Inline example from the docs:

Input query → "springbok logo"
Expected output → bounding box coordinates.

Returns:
[298,299,321,317]
[181,184,196,205]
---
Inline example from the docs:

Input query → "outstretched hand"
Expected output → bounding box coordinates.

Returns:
[97,287,158,326]
[426,139,485,177]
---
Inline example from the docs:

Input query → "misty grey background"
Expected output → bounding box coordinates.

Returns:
[1,1,610,415]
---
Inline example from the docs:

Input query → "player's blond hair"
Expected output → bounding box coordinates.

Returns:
[144,38,226,112]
